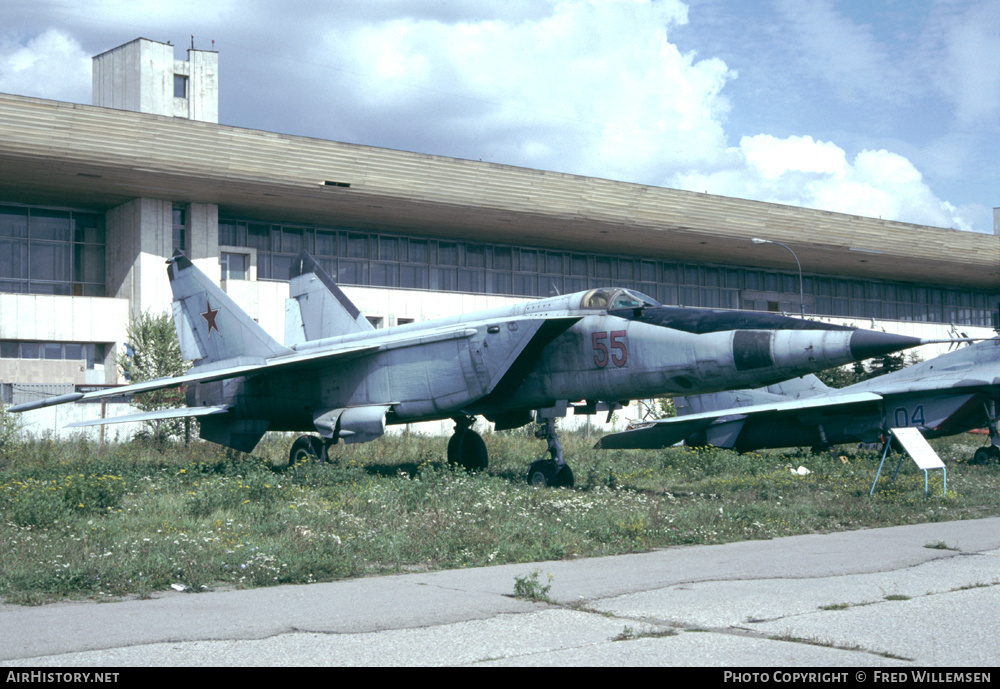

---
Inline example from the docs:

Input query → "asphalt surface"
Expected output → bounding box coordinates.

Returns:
[2,517,999,667]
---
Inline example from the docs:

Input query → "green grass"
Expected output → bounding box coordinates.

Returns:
[1,429,998,605]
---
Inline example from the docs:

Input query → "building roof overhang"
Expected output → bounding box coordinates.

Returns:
[1,92,998,291]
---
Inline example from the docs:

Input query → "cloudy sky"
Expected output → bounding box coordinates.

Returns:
[1,0,997,234]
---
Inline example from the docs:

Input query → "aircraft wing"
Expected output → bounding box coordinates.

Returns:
[596,391,883,450]
[7,342,382,412]
[9,316,579,417]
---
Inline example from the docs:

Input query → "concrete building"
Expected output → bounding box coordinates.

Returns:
[1,37,998,436]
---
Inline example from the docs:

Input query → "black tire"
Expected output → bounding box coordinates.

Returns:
[555,464,574,488]
[527,460,557,487]
[448,429,488,471]
[289,435,323,465]
[973,446,1000,465]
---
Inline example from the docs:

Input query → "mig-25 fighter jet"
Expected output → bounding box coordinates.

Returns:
[11,251,938,486]
[598,337,1000,464]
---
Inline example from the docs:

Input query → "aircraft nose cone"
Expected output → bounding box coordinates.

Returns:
[849,330,923,361]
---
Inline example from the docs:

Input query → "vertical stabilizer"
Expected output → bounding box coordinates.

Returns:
[168,251,291,366]
[285,251,374,345]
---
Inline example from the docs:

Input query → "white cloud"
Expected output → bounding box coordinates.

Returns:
[672,135,975,232]
[740,134,847,180]
[312,0,733,182]
[0,29,90,103]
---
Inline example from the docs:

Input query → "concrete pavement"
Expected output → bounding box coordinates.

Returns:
[2,517,998,666]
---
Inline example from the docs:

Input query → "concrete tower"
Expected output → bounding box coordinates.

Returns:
[92,37,218,123]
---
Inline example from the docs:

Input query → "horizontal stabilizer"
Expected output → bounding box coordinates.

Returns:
[65,405,230,428]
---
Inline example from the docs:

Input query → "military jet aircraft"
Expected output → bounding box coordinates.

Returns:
[597,337,1000,464]
[11,251,937,485]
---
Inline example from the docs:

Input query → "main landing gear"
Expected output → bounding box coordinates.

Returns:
[447,415,488,471]
[971,400,1000,465]
[526,413,574,488]
[289,434,330,465]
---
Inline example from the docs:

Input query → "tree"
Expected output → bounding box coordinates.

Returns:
[115,312,190,442]
[816,351,922,389]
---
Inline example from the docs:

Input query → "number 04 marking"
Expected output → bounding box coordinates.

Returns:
[593,330,628,368]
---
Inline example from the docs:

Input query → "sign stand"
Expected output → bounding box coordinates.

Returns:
[870,427,946,497]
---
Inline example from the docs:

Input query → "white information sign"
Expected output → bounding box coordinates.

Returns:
[890,427,945,470]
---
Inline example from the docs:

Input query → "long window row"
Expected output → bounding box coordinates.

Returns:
[0,341,107,369]
[220,219,997,327]
[0,205,105,296]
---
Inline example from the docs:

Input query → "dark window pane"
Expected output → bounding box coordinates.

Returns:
[519,249,538,273]
[371,262,398,287]
[641,261,656,282]
[464,245,484,268]
[30,209,70,241]
[408,239,428,263]
[486,271,511,294]
[73,214,104,244]
[271,254,293,281]
[618,259,634,281]
[248,224,270,251]
[0,206,28,238]
[282,227,303,254]
[595,257,612,279]
[347,233,368,259]
[378,237,398,261]
[438,242,458,266]
[0,240,27,279]
[401,264,427,289]
[315,230,337,256]
[429,267,457,291]
[458,269,484,293]
[513,273,538,296]
[74,244,105,284]
[30,243,70,281]
[338,260,368,285]
[219,222,239,246]
[492,246,512,271]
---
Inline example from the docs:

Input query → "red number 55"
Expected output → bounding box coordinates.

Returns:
[593,330,628,368]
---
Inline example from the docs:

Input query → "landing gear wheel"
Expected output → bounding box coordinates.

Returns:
[526,460,574,488]
[289,435,324,465]
[555,464,574,488]
[448,428,488,471]
[527,460,557,487]
[972,446,1000,465]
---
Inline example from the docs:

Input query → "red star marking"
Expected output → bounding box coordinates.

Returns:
[202,299,220,334]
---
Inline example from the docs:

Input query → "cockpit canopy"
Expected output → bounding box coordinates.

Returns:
[580,288,661,311]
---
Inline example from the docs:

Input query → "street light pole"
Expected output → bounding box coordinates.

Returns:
[751,238,805,318]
